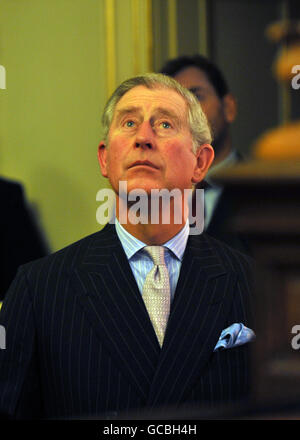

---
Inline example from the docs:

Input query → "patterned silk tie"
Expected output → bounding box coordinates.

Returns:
[142,246,171,347]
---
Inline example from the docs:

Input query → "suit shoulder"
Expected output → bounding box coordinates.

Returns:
[200,232,254,273]
[0,177,23,199]
[20,226,112,276]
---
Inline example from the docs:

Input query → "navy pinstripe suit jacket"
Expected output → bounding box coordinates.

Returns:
[0,223,254,419]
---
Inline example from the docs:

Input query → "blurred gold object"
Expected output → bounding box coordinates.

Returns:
[255,122,300,160]
[275,45,300,82]
[254,20,300,160]
[266,20,300,81]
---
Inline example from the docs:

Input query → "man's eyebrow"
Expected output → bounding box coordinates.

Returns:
[189,86,205,94]
[115,106,183,126]
[153,107,183,126]
[115,106,142,121]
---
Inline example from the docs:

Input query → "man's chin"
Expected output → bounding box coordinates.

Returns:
[121,180,161,196]
[119,187,156,202]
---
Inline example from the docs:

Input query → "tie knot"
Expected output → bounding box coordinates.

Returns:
[144,246,166,266]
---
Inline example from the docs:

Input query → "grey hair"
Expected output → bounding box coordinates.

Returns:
[101,72,212,152]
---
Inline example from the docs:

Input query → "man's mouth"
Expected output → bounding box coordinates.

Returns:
[128,160,159,169]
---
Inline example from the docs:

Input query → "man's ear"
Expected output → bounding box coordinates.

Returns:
[223,93,237,124]
[97,141,108,178]
[192,144,215,184]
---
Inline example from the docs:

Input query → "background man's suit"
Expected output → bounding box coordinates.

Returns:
[0,178,48,300]
[0,223,253,419]
[205,186,250,254]
[194,152,250,255]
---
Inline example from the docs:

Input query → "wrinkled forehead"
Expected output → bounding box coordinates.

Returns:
[113,85,189,120]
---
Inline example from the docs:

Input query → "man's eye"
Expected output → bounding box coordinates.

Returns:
[194,93,204,101]
[161,121,171,129]
[125,120,135,127]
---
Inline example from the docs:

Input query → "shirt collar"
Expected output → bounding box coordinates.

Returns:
[115,219,189,262]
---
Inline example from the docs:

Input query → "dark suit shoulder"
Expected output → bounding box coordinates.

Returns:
[197,232,254,276]
[19,224,115,276]
[194,233,254,328]
[0,177,23,200]
[201,231,254,311]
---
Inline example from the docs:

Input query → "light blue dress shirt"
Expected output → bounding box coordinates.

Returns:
[115,219,189,302]
[115,219,256,351]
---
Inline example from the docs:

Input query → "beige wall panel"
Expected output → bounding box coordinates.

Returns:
[0,0,107,251]
[0,0,155,251]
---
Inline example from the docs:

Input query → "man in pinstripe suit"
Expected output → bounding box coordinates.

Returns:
[0,73,254,419]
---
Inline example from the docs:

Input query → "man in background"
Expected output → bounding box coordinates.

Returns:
[160,55,248,252]
[0,177,49,301]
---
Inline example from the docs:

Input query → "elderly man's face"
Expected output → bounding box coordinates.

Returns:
[98,85,211,196]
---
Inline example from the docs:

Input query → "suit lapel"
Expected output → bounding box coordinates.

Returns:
[146,233,237,407]
[70,224,160,403]
[69,224,237,407]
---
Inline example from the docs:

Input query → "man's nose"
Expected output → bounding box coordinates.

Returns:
[135,121,154,149]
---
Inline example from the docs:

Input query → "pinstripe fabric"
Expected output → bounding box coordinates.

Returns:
[115,218,188,300]
[0,223,254,419]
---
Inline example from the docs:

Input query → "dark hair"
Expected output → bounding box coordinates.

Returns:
[160,54,229,99]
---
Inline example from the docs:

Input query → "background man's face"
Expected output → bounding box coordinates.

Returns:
[98,85,207,196]
[173,66,229,157]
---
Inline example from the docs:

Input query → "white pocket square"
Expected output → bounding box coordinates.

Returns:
[214,323,256,352]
